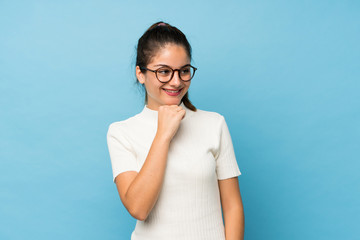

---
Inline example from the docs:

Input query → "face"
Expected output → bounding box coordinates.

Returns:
[136,44,191,111]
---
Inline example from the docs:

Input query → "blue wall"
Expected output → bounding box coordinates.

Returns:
[1,1,359,239]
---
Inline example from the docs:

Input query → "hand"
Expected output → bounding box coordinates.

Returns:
[156,105,186,142]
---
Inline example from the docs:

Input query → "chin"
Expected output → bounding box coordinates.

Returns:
[163,98,182,106]
[166,100,181,106]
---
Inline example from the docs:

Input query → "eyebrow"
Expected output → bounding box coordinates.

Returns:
[152,63,191,68]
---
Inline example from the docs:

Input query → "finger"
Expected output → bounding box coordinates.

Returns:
[181,110,186,119]
[176,105,183,111]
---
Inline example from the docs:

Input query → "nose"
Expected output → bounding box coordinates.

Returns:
[168,70,182,87]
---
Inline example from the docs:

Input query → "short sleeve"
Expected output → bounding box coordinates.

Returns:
[107,123,139,183]
[215,116,241,180]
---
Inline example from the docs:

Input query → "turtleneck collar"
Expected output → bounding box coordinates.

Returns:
[140,101,192,120]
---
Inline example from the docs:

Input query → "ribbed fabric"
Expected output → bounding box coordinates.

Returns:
[107,102,241,240]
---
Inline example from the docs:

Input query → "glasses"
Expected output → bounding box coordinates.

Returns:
[140,65,197,83]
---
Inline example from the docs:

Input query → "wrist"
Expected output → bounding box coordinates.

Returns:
[154,132,171,145]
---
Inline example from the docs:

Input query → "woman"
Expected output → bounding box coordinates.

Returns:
[107,21,244,240]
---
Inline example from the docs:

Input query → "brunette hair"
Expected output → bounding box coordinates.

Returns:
[135,21,196,111]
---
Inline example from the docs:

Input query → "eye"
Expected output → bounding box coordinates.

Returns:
[180,67,191,75]
[157,68,172,76]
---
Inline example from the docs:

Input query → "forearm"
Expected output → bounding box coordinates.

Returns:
[224,206,244,240]
[125,133,170,220]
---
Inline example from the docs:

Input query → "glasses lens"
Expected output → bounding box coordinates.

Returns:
[156,67,173,82]
[179,66,194,81]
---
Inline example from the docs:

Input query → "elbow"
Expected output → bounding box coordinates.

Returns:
[128,206,149,221]
[122,192,151,221]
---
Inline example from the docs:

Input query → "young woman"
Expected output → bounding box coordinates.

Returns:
[107,21,244,240]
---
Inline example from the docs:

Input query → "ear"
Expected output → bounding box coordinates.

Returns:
[136,66,145,84]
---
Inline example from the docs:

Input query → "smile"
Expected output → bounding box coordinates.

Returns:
[163,88,183,96]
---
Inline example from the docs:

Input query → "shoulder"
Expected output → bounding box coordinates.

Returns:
[107,113,142,136]
[190,107,226,124]
[195,108,224,119]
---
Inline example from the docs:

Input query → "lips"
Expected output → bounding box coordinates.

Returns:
[163,88,181,93]
[163,88,183,96]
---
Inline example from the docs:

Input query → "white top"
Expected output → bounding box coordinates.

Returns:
[107,102,241,240]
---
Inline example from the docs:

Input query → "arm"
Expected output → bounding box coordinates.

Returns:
[218,177,245,240]
[115,133,170,221]
[114,105,185,221]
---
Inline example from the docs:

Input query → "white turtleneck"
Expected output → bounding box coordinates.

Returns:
[107,102,241,240]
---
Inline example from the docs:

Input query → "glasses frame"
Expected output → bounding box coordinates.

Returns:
[140,64,198,83]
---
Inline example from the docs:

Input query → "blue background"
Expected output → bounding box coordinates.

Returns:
[1,0,359,239]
